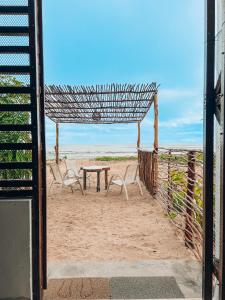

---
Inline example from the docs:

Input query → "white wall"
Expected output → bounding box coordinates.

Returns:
[0,200,31,299]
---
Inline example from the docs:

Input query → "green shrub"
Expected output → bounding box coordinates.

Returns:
[167,168,203,227]
[0,75,32,180]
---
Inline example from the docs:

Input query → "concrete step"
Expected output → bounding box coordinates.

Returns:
[43,276,202,299]
[46,260,202,299]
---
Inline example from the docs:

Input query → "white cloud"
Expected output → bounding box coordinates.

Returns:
[159,88,201,102]
[143,110,202,128]
[159,115,202,128]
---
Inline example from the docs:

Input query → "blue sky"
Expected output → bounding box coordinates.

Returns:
[43,0,204,147]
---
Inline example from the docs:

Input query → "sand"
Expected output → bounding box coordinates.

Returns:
[47,159,194,262]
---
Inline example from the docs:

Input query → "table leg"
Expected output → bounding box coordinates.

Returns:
[97,171,101,192]
[83,170,87,190]
[105,169,108,190]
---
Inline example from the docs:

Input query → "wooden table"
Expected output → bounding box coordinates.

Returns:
[82,166,110,192]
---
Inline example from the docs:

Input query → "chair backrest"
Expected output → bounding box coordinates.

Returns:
[64,159,80,177]
[49,164,63,184]
[124,164,139,184]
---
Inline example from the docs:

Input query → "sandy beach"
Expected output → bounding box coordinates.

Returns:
[47,159,194,262]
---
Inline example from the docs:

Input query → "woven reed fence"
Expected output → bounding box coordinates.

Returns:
[138,148,203,259]
[138,149,157,194]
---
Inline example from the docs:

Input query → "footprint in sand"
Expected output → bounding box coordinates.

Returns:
[142,242,151,247]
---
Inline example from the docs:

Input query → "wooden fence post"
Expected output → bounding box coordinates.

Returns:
[185,151,196,248]
[167,150,172,212]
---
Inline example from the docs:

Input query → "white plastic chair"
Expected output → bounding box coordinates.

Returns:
[63,158,91,188]
[49,163,84,195]
[106,164,143,200]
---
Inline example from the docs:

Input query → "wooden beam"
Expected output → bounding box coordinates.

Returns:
[55,123,59,164]
[137,122,141,149]
[153,93,159,151]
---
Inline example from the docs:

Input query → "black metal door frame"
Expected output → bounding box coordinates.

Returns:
[203,0,225,299]
[0,0,223,299]
[203,0,215,299]
[0,0,46,299]
[36,0,47,291]
[32,0,225,298]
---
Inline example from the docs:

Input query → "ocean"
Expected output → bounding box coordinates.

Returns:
[46,144,203,160]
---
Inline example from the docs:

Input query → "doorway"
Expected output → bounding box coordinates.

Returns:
[0,0,221,299]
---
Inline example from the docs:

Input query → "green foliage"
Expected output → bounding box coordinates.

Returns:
[159,152,203,165]
[95,156,137,161]
[170,169,186,185]
[168,211,177,220]
[193,178,203,226]
[0,75,32,180]
[167,168,203,226]
[160,151,203,228]
[170,170,186,212]
[159,153,187,164]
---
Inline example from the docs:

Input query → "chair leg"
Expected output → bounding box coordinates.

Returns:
[120,185,123,194]
[106,177,113,197]
[106,184,110,197]
[48,180,54,193]
[77,180,84,195]
[123,184,129,201]
[137,179,143,196]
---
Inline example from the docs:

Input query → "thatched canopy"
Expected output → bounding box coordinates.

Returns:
[45,83,157,124]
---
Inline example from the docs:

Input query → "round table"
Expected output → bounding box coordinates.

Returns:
[81,165,110,192]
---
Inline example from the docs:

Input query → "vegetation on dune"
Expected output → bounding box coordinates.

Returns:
[164,164,203,226]
[159,152,203,165]
[95,156,137,161]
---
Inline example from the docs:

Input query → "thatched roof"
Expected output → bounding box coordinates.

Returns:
[45,83,157,124]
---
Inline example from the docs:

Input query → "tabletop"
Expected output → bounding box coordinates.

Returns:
[82,165,110,171]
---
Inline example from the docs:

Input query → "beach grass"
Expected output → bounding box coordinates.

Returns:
[159,152,203,164]
[95,156,137,161]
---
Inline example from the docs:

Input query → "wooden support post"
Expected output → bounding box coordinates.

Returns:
[152,93,159,194]
[167,150,172,212]
[185,151,195,249]
[153,93,159,151]
[137,122,141,149]
[55,123,59,164]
